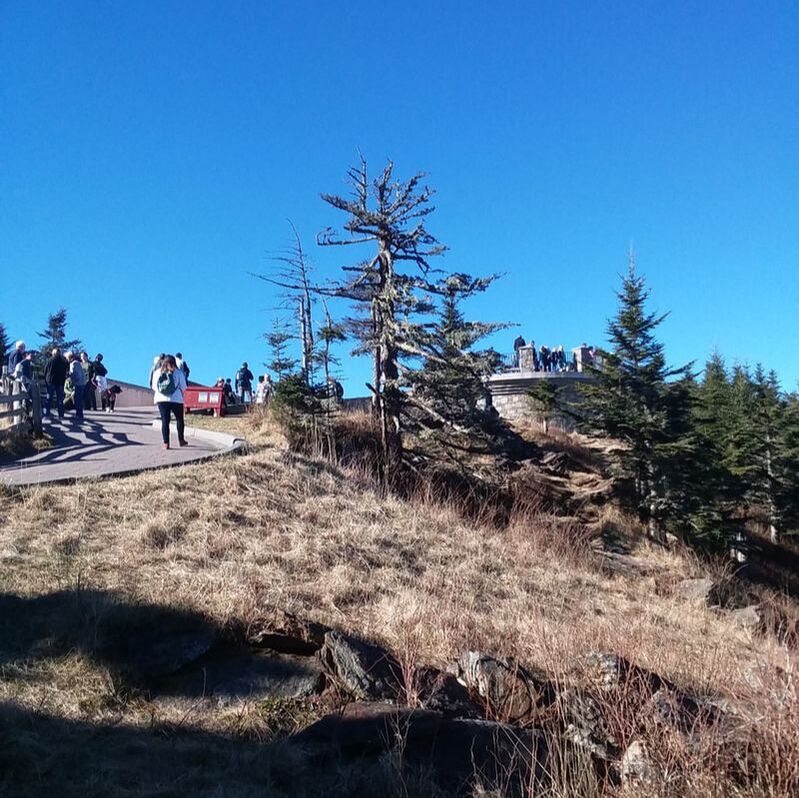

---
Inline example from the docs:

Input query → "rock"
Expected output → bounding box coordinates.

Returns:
[287,702,549,797]
[414,666,482,718]
[650,687,721,734]
[557,688,619,761]
[621,739,657,786]
[319,631,403,701]
[457,651,554,724]
[540,450,571,475]
[95,604,218,679]
[731,605,761,632]
[246,608,330,655]
[153,643,323,701]
[580,652,667,694]
[676,577,718,606]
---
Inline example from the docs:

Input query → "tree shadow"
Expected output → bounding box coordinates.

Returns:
[0,589,219,680]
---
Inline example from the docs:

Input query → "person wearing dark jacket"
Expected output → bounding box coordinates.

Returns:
[7,340,25,374]
[235,362,254,403]
[43,347,69,419]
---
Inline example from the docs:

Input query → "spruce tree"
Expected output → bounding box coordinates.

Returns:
[577,254,692,540]
[263,318,297,380]
[404,273,505,454]
[37,308,82,358]
[316,157,447,477]
[778,392,799,537]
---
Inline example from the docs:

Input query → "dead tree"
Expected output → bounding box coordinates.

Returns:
[255,221,315,384]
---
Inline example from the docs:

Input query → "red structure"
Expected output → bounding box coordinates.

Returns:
[184,385,226,417]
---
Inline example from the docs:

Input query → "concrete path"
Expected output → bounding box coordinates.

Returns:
[0,407,237,487]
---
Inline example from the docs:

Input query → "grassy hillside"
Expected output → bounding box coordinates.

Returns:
[0,413,796,796]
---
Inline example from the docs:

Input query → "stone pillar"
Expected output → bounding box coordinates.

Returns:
[518,346,535,373]
[572,346,591,373]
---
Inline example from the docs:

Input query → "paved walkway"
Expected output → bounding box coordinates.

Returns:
[0,407,232,487]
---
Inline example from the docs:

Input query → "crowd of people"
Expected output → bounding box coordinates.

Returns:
[6,340,122,421]
[511,335,596,372]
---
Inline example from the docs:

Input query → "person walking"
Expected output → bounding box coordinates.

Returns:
[235,362,254,404]
[67,351,86,421]
[151,354,188,450]
[43,347,68,419]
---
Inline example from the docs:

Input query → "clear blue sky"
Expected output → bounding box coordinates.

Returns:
[3,1,798,392]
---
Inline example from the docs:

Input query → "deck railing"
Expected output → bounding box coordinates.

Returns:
[0,366,43,436]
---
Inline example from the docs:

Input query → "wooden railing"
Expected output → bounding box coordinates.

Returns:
[0,366,43,436]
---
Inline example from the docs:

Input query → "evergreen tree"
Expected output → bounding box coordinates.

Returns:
[749,366,785,543]
[577,254,692,540]
[404,273,505,453]
[37,308,82,358]
[256,222,316,385]
[263,318,297,380]
[316,157,447,477]
[690,354,748,548]
[0,322,9,367]
[778,392,799,537]
[527,378,560,435]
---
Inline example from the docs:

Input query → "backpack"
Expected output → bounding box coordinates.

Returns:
[157,370,176,395]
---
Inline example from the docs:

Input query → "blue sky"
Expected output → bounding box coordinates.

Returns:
[2,1,797,392]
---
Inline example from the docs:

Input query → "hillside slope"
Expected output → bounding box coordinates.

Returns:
[0,418,795,796]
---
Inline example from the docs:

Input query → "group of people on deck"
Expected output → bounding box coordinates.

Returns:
[6,340,119,421]
[512,336,595,372]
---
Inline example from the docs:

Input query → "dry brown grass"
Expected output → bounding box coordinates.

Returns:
[0,412,796,796]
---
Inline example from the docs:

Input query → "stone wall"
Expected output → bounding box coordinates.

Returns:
[486,372,594,428]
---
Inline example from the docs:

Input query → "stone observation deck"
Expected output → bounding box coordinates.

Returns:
[486,345,595,422]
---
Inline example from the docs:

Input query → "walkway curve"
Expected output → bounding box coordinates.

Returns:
[0,407,244,487]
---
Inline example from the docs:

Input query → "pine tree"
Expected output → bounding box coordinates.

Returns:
[577,253,692,540]
[37,308,82,358]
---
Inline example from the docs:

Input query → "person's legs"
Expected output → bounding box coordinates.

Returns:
[43,384,53,417]
[158,402,171,446]
[173,402,186,445]
[73,385,85,419]
[56,385,65,418]
[88,385,97,411]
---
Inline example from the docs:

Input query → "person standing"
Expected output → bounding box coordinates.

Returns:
[7,340,25,374]
[43,347,68,419]
[235,362,254,404]
[13,352,34,389]
[151,354,188,450]
[91,353,108,410]
[67,351,86,421]
[80,352,96,411]
[175,352,190,380]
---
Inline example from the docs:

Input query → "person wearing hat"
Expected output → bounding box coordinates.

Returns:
[235,361,254,404]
